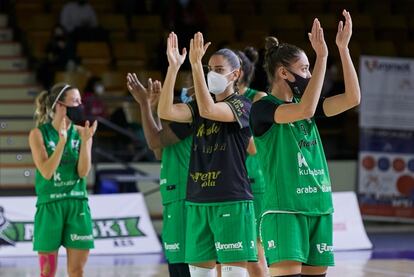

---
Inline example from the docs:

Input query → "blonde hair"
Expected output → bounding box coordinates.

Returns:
[34,83,72,126]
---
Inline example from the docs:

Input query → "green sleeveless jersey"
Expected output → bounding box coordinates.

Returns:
[159,135,192,204]
[244,88,258,102]
[35,123,87,205]
[246,154,266,194]
[243,88,266,194]
[251,95,333,215]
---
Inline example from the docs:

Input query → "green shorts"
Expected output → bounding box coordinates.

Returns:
[260,213,334,267]
[185,201,257,264]
[162,200,187,263]
[253,192,265,237]
[33,198,94,252]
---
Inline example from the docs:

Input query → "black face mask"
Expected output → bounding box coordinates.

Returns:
[66,105,86,125]
[285,70,311,98]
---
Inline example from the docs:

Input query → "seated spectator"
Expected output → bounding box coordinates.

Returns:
[60,0,108,43]
[36,24,78,89]
[60,0,98,33]
[83,76,108,121]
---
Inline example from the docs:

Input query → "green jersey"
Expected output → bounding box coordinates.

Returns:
[250,95,333,215]
[35,123,87,205]
[246,154,266,194]
[243,88,266,194]
[159,135,192,205]
[244,88,258,102]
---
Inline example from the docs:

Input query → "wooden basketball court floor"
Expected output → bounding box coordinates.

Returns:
[1,233,413,276]
[1,253,414,276]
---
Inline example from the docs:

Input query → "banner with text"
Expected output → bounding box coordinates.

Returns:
[0,193,162,256]
[359,56,414,221]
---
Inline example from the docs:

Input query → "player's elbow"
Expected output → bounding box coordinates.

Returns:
[147,140,161,151]
[199,106,215,119]
[301,107,315,119]
[78,167,90,178]
[158,108,174,121]
[39,169,53,180]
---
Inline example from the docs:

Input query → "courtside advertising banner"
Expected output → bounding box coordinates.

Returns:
[0,193,162,256]
[359,56,414,221]
[332,192,372,251]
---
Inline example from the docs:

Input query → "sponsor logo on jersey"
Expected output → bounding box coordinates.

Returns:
[215,241,243,251]
[164,242,180,251]
[71,139,80,150]
[267,240,276,250]
[316,243,333,254]
[196,122,221,138]
[48,141,56,151]
[298,139,317,149]
[70,234,93,241]
[190,170,221,188]
[53,173,62,182]
[297,153,325,177]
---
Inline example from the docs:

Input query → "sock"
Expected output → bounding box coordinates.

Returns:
[189,265,216,277]
[39,254,57,277]
[221,265,248,277]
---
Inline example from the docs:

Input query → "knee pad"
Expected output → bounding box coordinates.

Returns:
[39,254,57,277]
[221,265,248,277]
[189,265,216,277]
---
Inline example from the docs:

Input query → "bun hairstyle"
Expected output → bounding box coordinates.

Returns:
[263,36,304,84]
[236,46,259,86]
[34,83,73,126]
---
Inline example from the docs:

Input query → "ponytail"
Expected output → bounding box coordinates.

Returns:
[34,90,51,126]
[33,83,73,126]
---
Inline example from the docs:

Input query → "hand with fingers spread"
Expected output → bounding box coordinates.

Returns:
[308,18,328,58]
[127,73,153,105]
[336,9,352,50]
[80,120,98,142]
[166,32,187,69]
[189,32,211,65]
[59,117,67,143]
[149,80,162,113]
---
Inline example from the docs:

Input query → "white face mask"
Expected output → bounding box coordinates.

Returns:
[94,84,105,95]
[207,70,235,95]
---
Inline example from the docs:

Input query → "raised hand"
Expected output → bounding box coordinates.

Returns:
[308,18,328,58]
[80,120,97,142]
[149,80,162,113]
[189,32,211,65]
[127,73,151,105]
[59,117,67,143]
[336,9,352,50]
[166,32,187,69]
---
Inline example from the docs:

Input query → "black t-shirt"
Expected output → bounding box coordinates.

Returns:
[169,122,193,140]
[250,97,327,137]
[186,94,253,203]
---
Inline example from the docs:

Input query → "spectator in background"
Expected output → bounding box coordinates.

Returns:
[83,76,108,121]
[60,0,108,43]
[165,0,207,61]
[36,24,78,89]
[60,0,98,34]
